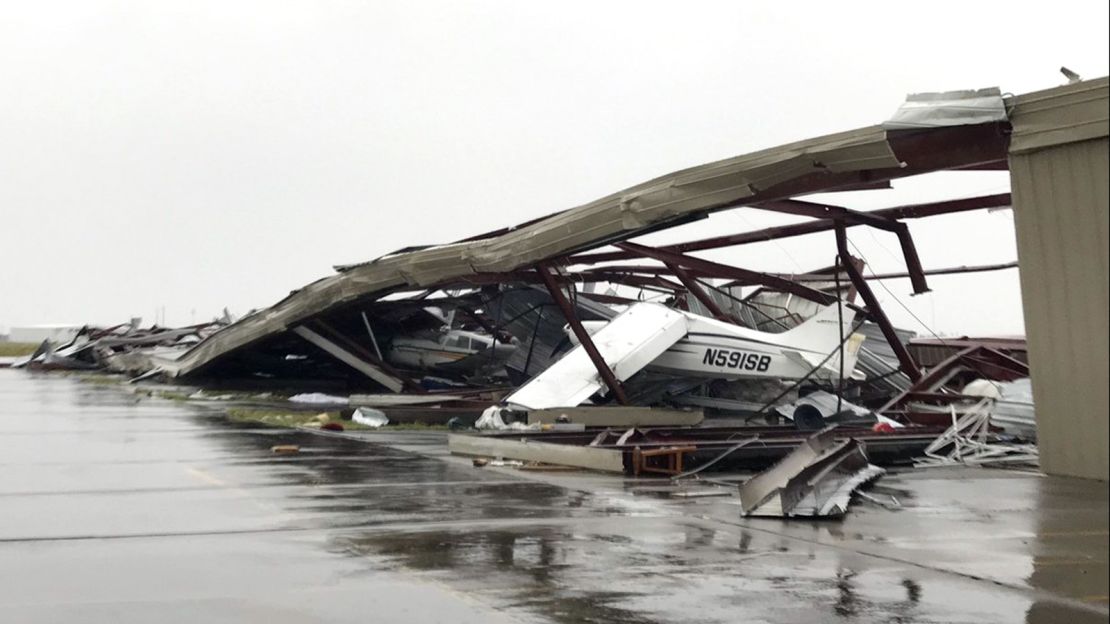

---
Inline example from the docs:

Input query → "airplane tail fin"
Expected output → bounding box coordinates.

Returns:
[778,302,864,376]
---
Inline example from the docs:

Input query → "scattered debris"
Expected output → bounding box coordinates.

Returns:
[352,407,389,428]
[988,378,1036,440]
[525,406,703,427]
[475,406,541,431]
[738,427,885,518]
[774,390,904,430]
[451,424,942,476]
[270,445,300,454]
[7,87,1050,491]
[915,400,1039,468]
[290,392,350,405]
[670,488,736,499]
[11,320,229,374]
[471,458,523,468]
[880,345,1029,425]
[516,462,582,472]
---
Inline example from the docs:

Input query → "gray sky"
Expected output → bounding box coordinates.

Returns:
[2,1,1107,337]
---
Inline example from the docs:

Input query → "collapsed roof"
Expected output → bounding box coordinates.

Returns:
[161,84,1077,383]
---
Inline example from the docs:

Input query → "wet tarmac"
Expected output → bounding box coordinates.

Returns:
[1,370,1106,623]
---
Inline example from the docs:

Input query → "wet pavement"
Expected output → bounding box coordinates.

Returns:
[1,370,1107,623]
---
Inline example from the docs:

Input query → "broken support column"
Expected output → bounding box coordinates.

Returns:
[754,198,930,295]
[292,325,408,392]
[834,222,922,381]
[535,263,630,405]
[664,262,735,323]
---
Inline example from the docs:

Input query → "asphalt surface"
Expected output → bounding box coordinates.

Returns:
[1,369,1107,623]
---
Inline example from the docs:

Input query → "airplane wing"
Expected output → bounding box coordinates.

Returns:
[505,303,688,410]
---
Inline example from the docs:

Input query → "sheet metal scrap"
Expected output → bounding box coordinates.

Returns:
[738,427,884,518]
[879,345,1030,426]
[12,321,227,374]
[914,399,1039,468]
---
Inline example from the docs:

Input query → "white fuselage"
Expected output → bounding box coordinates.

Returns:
[387,330,512,372]
[571,303,863,382]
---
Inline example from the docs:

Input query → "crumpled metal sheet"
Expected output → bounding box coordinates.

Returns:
[738,427,884,518]
[774,389,873,421]
[166,126,900,379]
[883,87,1007,130]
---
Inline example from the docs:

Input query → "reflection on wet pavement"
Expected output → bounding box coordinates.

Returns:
[1,370,1106,624]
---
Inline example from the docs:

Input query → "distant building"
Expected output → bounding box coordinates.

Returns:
[8,325,81,344]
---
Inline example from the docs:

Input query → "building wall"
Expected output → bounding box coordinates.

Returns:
[1008,78,1109,480]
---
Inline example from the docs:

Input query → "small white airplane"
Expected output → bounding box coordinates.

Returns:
[603,302,865,382]
[505,301,864,410]
[387,328,516,374]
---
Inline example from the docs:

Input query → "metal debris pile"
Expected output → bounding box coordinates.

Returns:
[738,428,886,518]
[6,87,1052,518]
[915,399,1039,468]
[11,318,229,375]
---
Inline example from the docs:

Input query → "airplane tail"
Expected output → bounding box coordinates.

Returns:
[777,301,864,376]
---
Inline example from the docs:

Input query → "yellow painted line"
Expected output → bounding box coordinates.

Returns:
[1081,595,1109,603]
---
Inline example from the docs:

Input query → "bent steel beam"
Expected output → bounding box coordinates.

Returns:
[756,199,929,294]
[757,261,1018,283]
[614,242,838,306]
[664,262,735,323]
[570,193,1012,265]
[536,263,630,405]
[834,223,922,381]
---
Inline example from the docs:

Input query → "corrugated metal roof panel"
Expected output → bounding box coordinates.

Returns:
[168,126,900,377]
[1008,77,1109,153]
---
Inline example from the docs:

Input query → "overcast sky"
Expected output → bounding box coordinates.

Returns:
[2,1,1107,337]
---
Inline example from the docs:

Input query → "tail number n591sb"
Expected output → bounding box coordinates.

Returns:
[702,348,771,372]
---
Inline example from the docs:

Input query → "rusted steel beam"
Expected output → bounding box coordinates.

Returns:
[834,223,922,382]
[664,262,734,323]
[569,193,1012,265]
[579,292,640,305]
[746,261,1019,284]
[588,272,686,293]
[852,261,1018,281]
[576,264,708,278]
[755,198,929,294]
[870,192,1013,220]
[824,180,893,192]
[757,198,902,230]
[878,346,1027,415]
[614,242,838,306]
[535,263,630,405]
[891,225,929,294]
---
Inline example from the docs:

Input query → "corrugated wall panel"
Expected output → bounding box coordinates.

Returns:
[1009,137,1109,480]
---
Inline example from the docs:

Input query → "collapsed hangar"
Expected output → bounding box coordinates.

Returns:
[158,78,1107,480]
